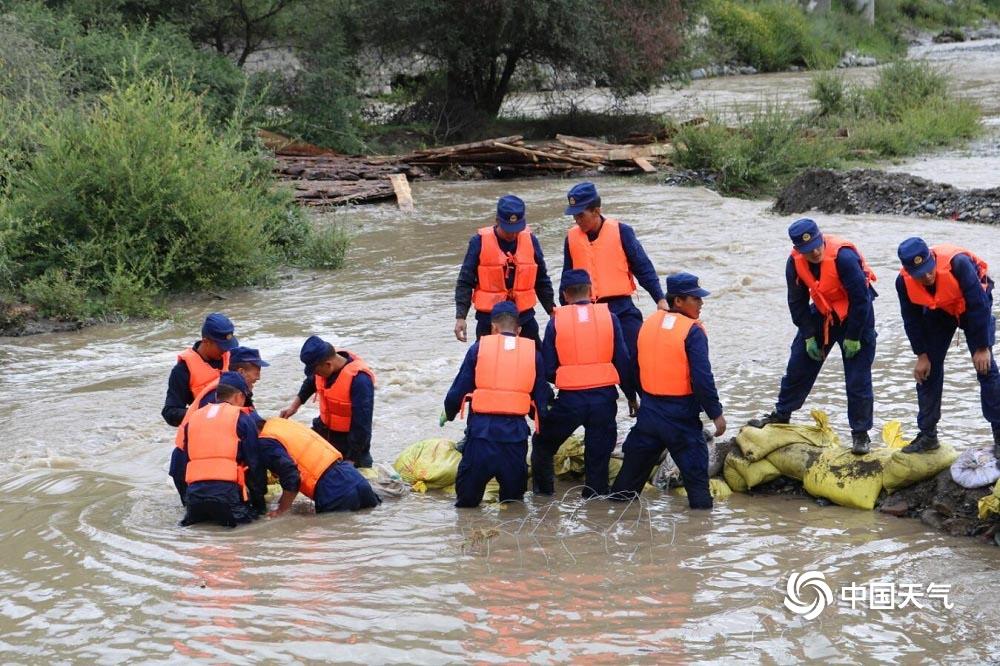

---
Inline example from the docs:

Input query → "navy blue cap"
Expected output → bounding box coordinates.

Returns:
[898,237,936,278]
[491,301,519,319]
[496,194,526,232]
[666,272,710,298]
[218,370,250,397]
[788,218,824,253]
[565,182,599,215]
[230,346,270,368]
[300,335,334,377]
[561,269,592,290]
[201,313,238,351]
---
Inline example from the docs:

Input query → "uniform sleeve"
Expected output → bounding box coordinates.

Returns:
[619,223,664,304]
[541,319,559,384]
[786,256,817,338]
[531,234,555,315]
[532,351,552,417]
[835,247,873,340]
[236,413,264,510]
[896,272,928,355]
[162,361,193,427]
[258,437,301,493]
[346,372,375,462]
[296,376,316,404]
[953,254,992,349]
[559,237,572,306]
[444,344,480,419]
[685,326,723,420]
[611,314,637,402]
[455,234,481,319]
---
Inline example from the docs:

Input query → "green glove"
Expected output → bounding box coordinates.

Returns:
[843,338,861,359]
[438,410,448,427]
[805,336,824,362]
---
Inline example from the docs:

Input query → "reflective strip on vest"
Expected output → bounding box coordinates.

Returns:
[184,402,247,498]
[471,227,538,313]
[470,335,536,415]
[261,418,342,500]
[901,244,989,318]
[566,219,636,300]
[178,347,229,398]
[315,352,376,433]
[553,303,620,390]
[637,311,699,397]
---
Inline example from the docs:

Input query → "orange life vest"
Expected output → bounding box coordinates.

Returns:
[315,352,376,433]
[901,244,989,318]
[260,418,342,500]
[178,347,230,398]
[184,402,247,499]
[468,334,536,416]
[566,219,636,300]
[471,226,538,313]
[553,303,620,390]
[637,310,701,397]
[174,378,255,446]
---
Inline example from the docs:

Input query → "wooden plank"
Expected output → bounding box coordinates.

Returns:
[409,135,523,156]
[389,173,414,212]
[555,134,617,150]
[633,157,657,173]
[495,142,599,167]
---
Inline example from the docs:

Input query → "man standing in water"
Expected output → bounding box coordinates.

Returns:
[748,219,878,455]
[162,313,239,427]
[895,237,1000,460]
[561,182,668,361]
[441,302,551,507]
[610,273,725,509]
[454,194,555,345]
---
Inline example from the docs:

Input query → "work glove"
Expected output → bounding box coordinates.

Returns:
[843,338,861,359]
[805,336,823,362]
[438,410,448,427]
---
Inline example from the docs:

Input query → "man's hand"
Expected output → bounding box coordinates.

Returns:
[268,490,297,518]
[439,410,449,427]
[713,414,727,438]
[914,353,931,383]
[628,398,639,418]
[279,398,301,419]
[805,337,824,362]
[973,347,992,375]
[454,318,467,342]
[656,298,669,311]
[843,339,861,359]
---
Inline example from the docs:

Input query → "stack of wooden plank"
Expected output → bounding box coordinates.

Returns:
[273,154,419,207]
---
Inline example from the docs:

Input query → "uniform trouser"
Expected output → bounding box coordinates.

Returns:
[774,323,876,433]
[531,390,618,497]
[315,461,382,512]
[915,317,1000,435]
[474,310,541,346]
[606,298,644,363]
[455,437,528,508]
[610,410,712,509]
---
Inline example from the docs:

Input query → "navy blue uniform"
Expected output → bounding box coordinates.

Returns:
[560,220,664,361]
[531,302,637,497]
[296,354,375,467]
[896,254,1000,435]
[173,410,264,527]
[444,333,552,507]
[455,228,556,343]
[611,322,723,509]
[161,341,226,427]
[774,247,877,434]
[258,438,381,512]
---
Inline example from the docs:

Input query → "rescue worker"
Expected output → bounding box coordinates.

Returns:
[441,302,552,508]
[561,182,668,362]
[280,336,376,468]
[895,237,1000,458]
[531,269,637,498]
[454,194,555,345]
[162,313,239,427]
[259,418,382,513]
[610,273,726,510]
[173,372,265,527]
[748,219,878,455]
[198,346,269,428]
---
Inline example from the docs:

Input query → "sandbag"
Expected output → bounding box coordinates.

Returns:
[765,441,828,481]
[803,447,893,510]
[672,478,733,500]
[359,462,411,498]
[553,435,625,484]
[883,444,958,492]
[393,438,462,492]
[977,479,1000,520]
[735,409,839,461]
[949,447,1000,489]
[880,421,908,449]
[723,450,781,493]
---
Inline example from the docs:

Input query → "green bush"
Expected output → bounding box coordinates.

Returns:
[295,221,351,270]
[706,0,827,72]
[812,71,846,116]
[21,269,89,320]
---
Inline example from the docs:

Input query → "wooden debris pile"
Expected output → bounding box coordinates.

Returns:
[272,154,424,207]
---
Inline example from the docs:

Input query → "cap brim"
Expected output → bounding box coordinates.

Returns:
[564,203,589,216]
[794,235,824,253]
[215,335,239,352]
[255,360,271,367]
[691,287,711,297]
[905,257,936,278]
[497,218,526,233]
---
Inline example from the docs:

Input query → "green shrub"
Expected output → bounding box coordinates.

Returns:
[812,71,846,116]
[706,0,826,72]
[845,98,980,156]
[295,222,351,270]
[21,269,89,320]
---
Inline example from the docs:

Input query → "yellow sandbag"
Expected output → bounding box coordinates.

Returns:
[977,479,1000,520]
[393,438,461,492]
[803,447,893,510]
[765,441,828,481]
[735,409,839,461]
[672,478,733,500]
[553,435,585,476]
[883,444,958,492]
[881,421,908,449]
[723,450,781,492]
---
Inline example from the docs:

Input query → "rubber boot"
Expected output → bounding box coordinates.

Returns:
[901,431,940,454]
[747,411,790,429]
[851,431,871,455]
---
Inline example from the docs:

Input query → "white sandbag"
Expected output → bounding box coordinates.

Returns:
[950,447,1000,489]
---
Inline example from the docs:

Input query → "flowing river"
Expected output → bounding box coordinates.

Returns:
[3,43,1000,665]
